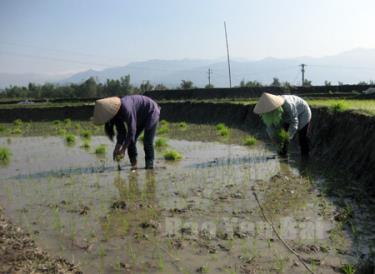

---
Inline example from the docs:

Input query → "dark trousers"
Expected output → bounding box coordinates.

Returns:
[127,123,157,164]
[282,122,310,156]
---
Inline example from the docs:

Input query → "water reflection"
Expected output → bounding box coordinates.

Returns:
[100,170,159,239]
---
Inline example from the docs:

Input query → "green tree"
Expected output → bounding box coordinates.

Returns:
[140,81,154,92]
[154,83,168,90]
[270,77,281,87]
[324,80,331,86]
[303,79,312,87]
[180,80,194,89]
[205,84,214,89]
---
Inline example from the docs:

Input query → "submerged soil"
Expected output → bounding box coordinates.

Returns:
[1,123,374,273]
[0,205,81,274]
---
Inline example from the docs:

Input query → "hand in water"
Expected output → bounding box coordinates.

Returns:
[113,144,126,161]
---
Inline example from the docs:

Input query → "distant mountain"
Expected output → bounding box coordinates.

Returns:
[2,48,375,89]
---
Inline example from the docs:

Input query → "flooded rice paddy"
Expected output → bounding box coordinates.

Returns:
[0,123,374,274]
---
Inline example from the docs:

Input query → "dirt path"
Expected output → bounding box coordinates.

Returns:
[0,205,81,274]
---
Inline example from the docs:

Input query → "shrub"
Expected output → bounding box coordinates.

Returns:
[53,120,61,126]
[0,147,11,165]
[155,137,168,149]
[95,144,107,155]
[65,134,76,145]
[244,136,257,146]
[163,149,182,161]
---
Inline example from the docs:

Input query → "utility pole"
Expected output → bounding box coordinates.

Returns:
[224,21,232,88]
[208,68,212,86]
[300,64,306,86]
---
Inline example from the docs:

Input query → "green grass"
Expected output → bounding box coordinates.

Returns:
[329,100,349,113]
[308,99,375,115]
[95,144,107,155]
[0,147,11,165]
[155,137,168,149]
[0,124,5,133]
[163,149,182,161]
[65,133,76,145]
[244,136,257,146]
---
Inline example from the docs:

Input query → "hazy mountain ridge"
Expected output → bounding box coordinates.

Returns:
[1,48,375,89]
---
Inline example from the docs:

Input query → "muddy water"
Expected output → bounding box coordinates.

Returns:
[0,135,367,273]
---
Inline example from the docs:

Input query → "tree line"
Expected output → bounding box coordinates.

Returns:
[1,74,372,99]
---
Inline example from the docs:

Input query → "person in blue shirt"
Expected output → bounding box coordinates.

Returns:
[92,95,160,169]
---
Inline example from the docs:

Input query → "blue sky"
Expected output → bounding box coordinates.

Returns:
[1,0,374,74]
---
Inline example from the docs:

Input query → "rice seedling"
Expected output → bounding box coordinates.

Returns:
[0,147,11,165]
[155,137,168,149]
[330,100,349,113]
[138,132,144,142]
[341,264,356,274]
[277,129,289,144]
[13,119,23,127]
[163,149,182,161]
[95,144,107,155]
[160,120,169,127]
[53,120,61,126]
[179,122,188,130]
[158,254,165,271]
[216,123,226,131]
[80,129,92,140]
[57,128,67,136]
[63,118,72,128]
[219,126,230,137]
[65,133,76,145]
[244,136,257,146]
[80,140,91,150]
[158,126,169,135]
[216,123,230,137]
[11,127,22,135]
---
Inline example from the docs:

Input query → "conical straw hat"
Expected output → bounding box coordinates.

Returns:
[253,92,285,114]
[92,97,121,125]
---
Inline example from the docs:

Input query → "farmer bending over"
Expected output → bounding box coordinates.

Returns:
[92,95,160,169]
[253,92,311,156]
